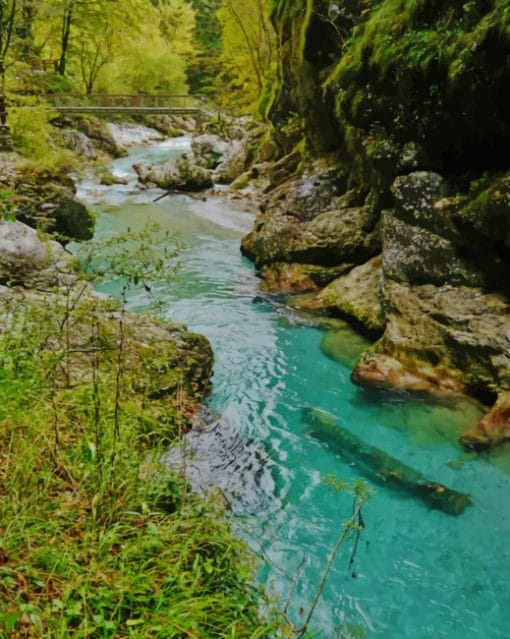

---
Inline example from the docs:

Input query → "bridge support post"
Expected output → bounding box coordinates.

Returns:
[0,124,12,151]
[0,94,12,152]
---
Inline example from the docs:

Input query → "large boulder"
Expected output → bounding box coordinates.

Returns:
[59,129,97,160]
[106,122,163,151]
[214,139,250,184]
[4,163,94,242]
[242,163,379,274]
[308,255,385,332]
[191,134,230,169]
[0,220,77,288]
[134,154,213,191]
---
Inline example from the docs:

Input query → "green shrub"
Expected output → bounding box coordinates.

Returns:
[8,96,75,169]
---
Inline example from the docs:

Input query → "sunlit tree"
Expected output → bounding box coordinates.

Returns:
[217,0,275,110]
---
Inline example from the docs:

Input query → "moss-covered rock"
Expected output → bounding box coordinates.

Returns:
[0,159,94,242]
[134,154,213,191]
[308,255,385,332]
[259,261,353,292]
[244,0,510,447]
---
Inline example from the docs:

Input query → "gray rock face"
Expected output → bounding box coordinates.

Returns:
[245,160,510,446]
[60,129,97,160]
[243,162,379,276]
[214,139,249,184]
[59,116,125,158]
[191,134,230,169]
[0,221,76,288]
[252,203,379,266]
[391,172,448,228]
[106,122,163,151]
[382,212,485,287]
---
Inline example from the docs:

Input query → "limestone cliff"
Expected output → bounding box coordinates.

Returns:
[243,0,510,449]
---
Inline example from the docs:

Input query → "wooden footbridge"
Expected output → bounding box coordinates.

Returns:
[11,93,209,117]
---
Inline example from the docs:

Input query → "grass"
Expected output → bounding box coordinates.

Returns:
[0,288,278,638]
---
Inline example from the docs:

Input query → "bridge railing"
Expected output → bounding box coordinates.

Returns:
[41,93,207,109]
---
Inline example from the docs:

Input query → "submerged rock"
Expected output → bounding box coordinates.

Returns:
[320,326,372,369]
[460,391,510,451]
[164,409,276,515]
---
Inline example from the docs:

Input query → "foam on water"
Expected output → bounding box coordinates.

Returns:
[76,138,510,639]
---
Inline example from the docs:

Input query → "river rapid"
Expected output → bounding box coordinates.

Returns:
[75,135,510,639]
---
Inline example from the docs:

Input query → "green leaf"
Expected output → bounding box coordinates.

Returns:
[126,618,144,626]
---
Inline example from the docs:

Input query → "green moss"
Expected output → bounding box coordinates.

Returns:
[332,0,510,95]
[258,72,277,120]
[0,293,276,637]
[231,175,250,190]
[299,0,315,60]
[321,326,372,369]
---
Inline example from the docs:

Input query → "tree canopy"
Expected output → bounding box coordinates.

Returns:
[0,0,275,110]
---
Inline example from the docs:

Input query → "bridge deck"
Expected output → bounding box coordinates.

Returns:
[53,106,205,116]
[10,94,209,118]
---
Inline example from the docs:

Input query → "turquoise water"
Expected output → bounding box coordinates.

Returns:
[77,137,510,639]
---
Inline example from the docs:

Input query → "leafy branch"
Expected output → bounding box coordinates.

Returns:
[283,478,371,638]
[76,218,183,315]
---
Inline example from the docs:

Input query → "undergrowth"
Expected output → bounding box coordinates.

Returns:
[0,287,278,638]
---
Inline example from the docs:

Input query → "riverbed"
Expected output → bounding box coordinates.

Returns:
[76,136,510,639]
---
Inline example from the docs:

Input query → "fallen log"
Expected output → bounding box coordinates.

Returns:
[153,185,207,202]
[303,408,472,516]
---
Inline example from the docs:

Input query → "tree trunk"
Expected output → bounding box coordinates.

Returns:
[59,3,74,75]
[0,59,6,125]
[17,0,36,56]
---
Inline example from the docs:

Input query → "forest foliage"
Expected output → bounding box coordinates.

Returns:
[0,0,275,109]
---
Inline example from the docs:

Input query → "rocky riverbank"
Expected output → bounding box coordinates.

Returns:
[0,115,219,426]
[240,1,510,450]
[0,120,279,637]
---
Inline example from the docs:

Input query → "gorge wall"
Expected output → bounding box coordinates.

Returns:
[242,0,510,449]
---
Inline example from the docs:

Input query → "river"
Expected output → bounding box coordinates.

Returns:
[75,135,510,639]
